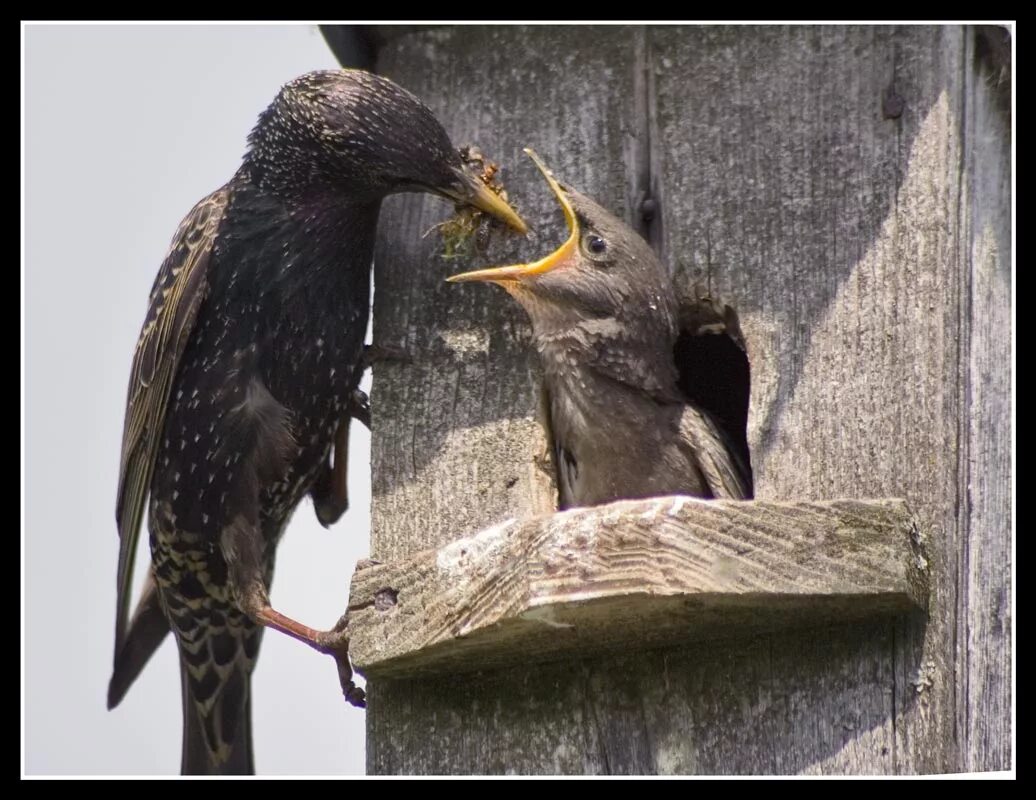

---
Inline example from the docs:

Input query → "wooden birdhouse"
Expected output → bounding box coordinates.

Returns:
[323,24,1011,775]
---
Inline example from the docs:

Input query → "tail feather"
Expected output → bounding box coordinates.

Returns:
[180,658,254,775]
[108,571,171,709]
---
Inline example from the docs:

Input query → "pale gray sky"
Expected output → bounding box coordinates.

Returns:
[25,24,371,775]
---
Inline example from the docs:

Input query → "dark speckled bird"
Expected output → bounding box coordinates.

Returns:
[449,150,750,507]
[109,69,526,775]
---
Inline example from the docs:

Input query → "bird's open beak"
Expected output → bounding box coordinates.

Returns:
[447,149,578,284]
[445,165,529,234]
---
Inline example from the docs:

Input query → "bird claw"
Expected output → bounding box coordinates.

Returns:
[342,675,367,708]
[316,614,366,709]
[347,389,371,430]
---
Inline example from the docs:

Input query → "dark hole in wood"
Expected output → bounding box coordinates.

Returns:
[673,302,754,498]
[374,587,399,612]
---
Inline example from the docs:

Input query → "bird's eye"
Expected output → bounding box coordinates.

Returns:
[582,233,608,259]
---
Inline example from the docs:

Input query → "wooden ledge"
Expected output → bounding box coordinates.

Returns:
[348,497,929,680]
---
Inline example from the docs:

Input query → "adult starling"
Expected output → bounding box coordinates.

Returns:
[449,151,750,507]
[110,69,526,775]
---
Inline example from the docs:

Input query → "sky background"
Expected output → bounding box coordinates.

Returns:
[24,24,372,775]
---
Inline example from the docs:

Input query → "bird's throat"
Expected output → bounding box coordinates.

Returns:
[534,318,681,406]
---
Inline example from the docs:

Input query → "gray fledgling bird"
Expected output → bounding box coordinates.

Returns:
[110,69,526,775]
[449,150,750,507]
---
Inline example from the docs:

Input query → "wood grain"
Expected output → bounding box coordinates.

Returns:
[958,25,1012,772]
[349,497,927,679]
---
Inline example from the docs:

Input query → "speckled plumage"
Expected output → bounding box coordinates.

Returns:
[110,70,525,775]
[450,152,752,508]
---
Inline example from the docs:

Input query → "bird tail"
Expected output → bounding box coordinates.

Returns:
[180,657,254,775]
[108,571,170,709]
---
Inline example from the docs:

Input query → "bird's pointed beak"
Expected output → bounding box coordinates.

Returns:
[445,165,529,234]
[447,149,578,285]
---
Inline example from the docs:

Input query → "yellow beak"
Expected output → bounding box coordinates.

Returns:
[447,149,578,284]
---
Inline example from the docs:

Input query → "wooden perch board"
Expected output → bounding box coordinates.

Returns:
[348,497,928,680]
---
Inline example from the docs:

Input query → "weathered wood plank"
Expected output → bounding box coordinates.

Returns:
[959,25,1012,772]
[350,497,927,679]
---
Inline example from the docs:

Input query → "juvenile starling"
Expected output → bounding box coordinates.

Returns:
[449,151,750,507]
[110,69,526,775]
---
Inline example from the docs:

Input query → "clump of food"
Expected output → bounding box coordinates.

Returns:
[427,145,517,259]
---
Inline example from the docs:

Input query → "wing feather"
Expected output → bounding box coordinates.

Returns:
[113,187,230,654]
[678,404,753,500]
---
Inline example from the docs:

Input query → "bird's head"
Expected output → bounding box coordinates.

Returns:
[448,149,677,342]
[246,70,526,232]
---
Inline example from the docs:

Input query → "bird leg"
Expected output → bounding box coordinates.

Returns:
[310,389,371,527]
[222,519,366,708]
[310,413,352,527]
[252,606,366,708]
[310,343,406,522]
[315,612,366,708]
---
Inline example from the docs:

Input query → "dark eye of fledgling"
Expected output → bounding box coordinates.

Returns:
[582,233,608,259]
